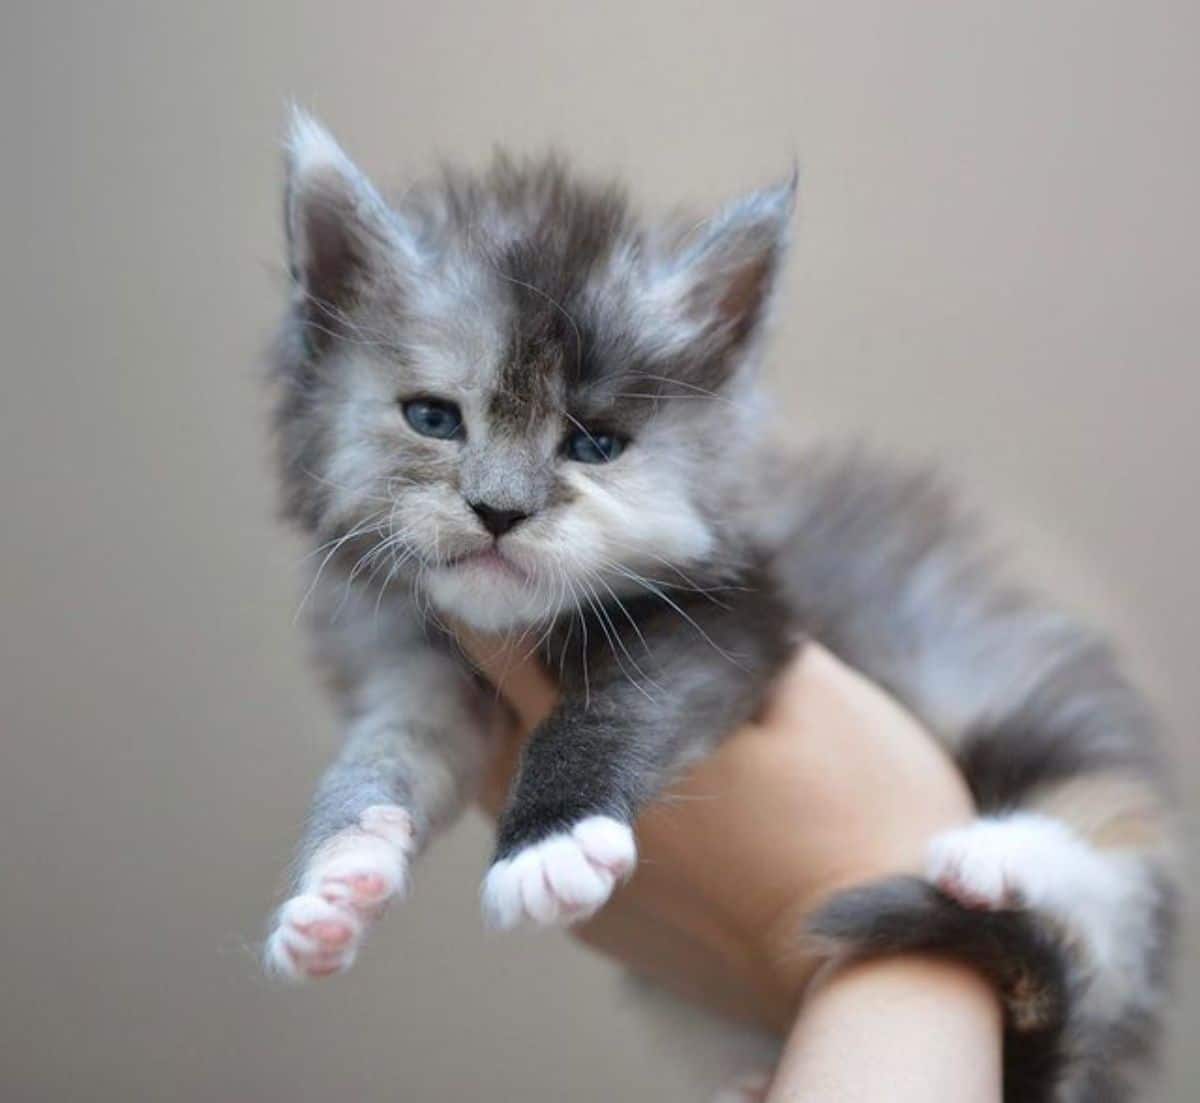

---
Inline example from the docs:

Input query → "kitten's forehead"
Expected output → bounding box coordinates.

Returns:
[393,157,651,428]
[383,154,749,441]
[398,251,640,438]
[490,339,564,432]
[371,265,498,394]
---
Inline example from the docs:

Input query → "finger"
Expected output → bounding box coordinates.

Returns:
[454,626,560,732]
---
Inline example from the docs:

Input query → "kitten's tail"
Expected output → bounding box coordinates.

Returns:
[807,809,1177,1103]
[809,876,1072,1103]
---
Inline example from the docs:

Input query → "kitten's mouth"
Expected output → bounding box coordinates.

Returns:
[441,547,528,582]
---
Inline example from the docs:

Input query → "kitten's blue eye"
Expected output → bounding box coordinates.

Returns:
[402,398,464,441]
[564,428,625,464]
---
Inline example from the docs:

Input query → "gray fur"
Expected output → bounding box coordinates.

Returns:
[296,578,491,861]
[266,112,1175,1100]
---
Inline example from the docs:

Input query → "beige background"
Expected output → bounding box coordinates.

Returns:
[5,2,1197,1100]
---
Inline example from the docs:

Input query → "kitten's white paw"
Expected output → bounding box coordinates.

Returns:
[481,816,636,930]
[926,814,1072,911]
[266,804,414,981]
[265,893,363,979]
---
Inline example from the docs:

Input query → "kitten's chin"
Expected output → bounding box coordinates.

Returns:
[421,565,553,632]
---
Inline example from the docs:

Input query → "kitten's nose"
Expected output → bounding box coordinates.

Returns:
[469,501,529,538]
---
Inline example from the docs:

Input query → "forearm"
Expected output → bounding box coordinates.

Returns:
[767,955,1003,1103]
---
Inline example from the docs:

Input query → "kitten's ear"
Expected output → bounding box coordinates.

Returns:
[664,173,796,357]
[283,108,410,313]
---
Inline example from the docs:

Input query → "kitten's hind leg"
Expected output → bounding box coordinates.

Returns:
[810,780,1175,1102]
[926,813,1123,918]
[923,807,1171,1029]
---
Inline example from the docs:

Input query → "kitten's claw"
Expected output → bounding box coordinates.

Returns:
[266,804,414,980]
[481,816,636,930]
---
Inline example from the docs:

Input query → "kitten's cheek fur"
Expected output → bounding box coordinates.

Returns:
[481,816,637,930]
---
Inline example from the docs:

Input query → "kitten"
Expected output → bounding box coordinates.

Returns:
[263,110,1176,1102]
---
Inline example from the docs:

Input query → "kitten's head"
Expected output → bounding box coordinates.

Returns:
[273,111,793,630]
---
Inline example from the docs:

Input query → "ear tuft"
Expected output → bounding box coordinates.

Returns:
[285,106,358,185]
[673,172,797,354]
[282,107,405,321]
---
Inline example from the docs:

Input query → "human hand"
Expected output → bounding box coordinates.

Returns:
[461,632,978,1033]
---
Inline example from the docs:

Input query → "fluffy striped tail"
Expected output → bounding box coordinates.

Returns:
[808,810,1177,1103]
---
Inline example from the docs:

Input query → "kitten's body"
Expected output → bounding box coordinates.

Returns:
[264,113,1176,1101]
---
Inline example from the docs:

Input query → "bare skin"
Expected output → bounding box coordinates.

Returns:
[462,632,1003,1102]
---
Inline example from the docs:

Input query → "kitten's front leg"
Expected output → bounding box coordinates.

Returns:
[266,618,492,979]
[482,604,786,930]
[267,797,416,979]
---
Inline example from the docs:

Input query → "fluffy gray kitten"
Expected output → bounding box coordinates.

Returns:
[263,111,1176,1103]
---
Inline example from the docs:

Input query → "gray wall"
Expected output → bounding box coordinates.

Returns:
[6,3,1197,1100]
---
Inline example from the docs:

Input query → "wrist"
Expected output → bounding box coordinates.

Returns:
[770,954,1003,1102]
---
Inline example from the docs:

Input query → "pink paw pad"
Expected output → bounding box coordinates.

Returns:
[265,804,415,982]
[934,866,1022,910]
[265,895,362,980]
